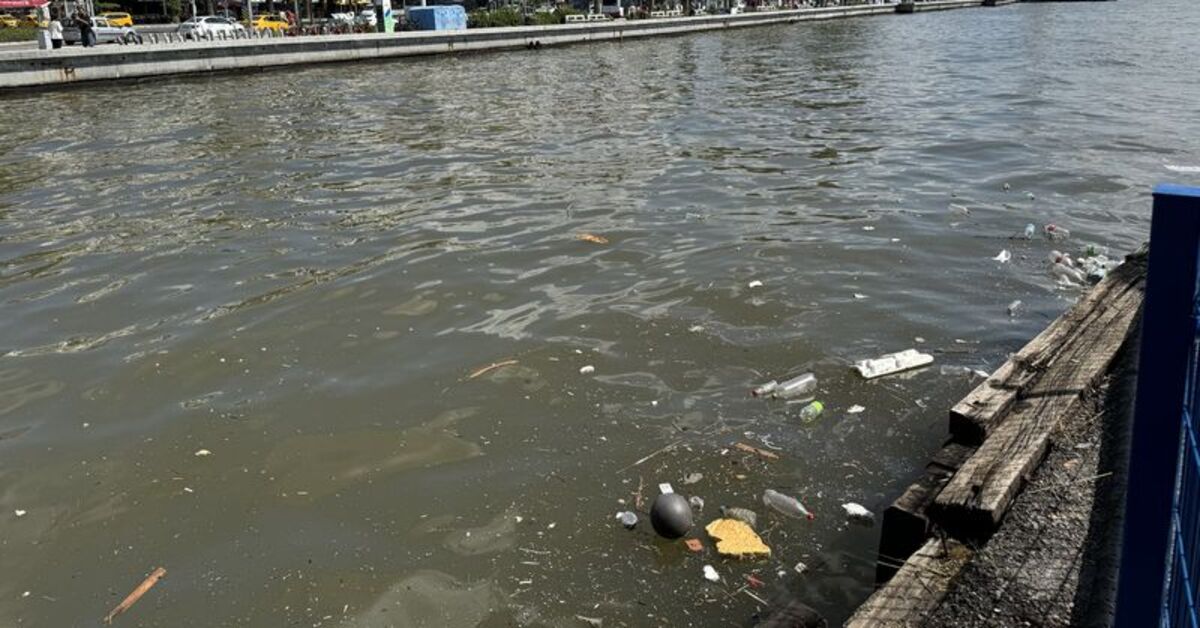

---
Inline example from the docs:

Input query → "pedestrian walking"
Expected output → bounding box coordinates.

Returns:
[76,11,95,47]
[48,15,63,49]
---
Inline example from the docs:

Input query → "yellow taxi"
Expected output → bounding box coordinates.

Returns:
[248,13,288,30]
[0,14,20,28]
[21,13,46,27]
[100,12,133,26]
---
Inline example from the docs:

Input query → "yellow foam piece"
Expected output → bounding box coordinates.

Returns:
[705,518,771,559]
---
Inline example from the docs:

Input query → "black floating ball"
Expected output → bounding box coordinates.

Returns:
[650,493,694,539]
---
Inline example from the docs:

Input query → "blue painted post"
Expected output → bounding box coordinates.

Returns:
[1115,184,1200,627]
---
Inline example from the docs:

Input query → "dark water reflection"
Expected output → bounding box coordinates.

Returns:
[1,1,1198,625]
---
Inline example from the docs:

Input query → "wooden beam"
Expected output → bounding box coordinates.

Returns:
[932,261,1145,542]
[875,441,975,585]
[846,538,973,627]
[948,251,1147,445]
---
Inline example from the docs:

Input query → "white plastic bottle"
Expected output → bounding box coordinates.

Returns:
[762,489,815,521]
[774,373,817,399]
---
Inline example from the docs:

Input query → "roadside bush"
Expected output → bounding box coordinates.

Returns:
[529,10,559,25]
[0,27,36,43]
[468,7,523,27]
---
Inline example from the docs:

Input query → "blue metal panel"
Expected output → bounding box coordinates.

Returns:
[408,5,467,30]
[1116,185,1200,627]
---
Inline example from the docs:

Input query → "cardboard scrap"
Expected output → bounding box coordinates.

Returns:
[705,518,771,559]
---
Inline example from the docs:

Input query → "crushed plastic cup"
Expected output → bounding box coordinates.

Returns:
[703,565,720,582]
[1023,223,1036,239]
[615,511,638,529]
[719,506,758,529]
[992,249,1011,263]
[1079,254,1115,284]
[1007,300,1023,317]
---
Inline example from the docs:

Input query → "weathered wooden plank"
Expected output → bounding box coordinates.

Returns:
[932,266,1145,542]
[875,441,976,585]
[846,538,973,627]
[949,252,1147,444]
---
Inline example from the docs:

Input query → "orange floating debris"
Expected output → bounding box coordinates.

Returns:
[104,567,166,625]
[734,442,779,461]
[576,233,609,245]
[685,538,704,552]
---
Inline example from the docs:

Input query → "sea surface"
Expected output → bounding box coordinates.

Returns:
[1,0,1198,624]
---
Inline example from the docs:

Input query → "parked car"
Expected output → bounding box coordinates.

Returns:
[178,16,246,39]
[330,11,354,24]
[355,9,376,26]
[99,11,133,26]
[0,13,19,28]
[62,16,143,44]
[248,13,288,31]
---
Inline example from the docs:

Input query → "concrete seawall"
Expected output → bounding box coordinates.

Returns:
[898,0,984,12]
[0,2,983,90]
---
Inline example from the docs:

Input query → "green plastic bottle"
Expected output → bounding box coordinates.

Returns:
[799,400,824,424]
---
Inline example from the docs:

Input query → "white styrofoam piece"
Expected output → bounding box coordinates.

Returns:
[853,349,934,379]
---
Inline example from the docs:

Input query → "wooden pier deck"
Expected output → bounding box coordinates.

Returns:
[847,249,1146,626]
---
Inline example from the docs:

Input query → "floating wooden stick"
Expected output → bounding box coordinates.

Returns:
[734,442,780,461]
[617,440,683,473]
[467,359,519,380]
[104,567,166,624]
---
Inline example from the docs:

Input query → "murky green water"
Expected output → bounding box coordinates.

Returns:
[2,1,1199,626]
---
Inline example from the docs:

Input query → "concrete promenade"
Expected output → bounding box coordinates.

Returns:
[0,1,1003,90]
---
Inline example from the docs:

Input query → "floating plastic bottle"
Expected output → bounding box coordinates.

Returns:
[751,380,777,397]
[1052,263,1086,284]
[1044,223,1070,241]
[762,489,815,521]
[1007,300,1022,317]
[798,400,824,424]
[774,373,817,399]
[1023,223,1036,239]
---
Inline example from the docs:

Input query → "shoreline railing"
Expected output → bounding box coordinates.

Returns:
[1116,184,1200,627]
